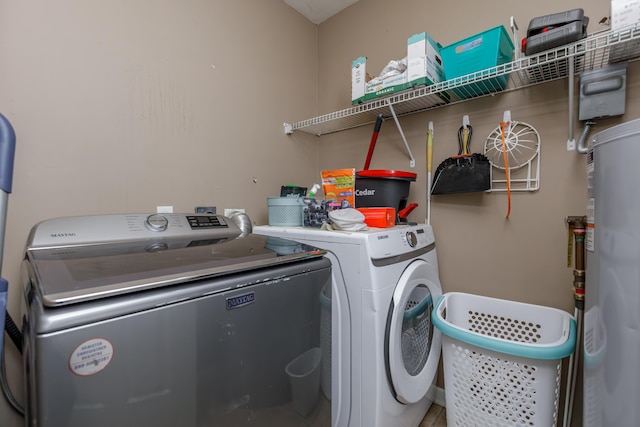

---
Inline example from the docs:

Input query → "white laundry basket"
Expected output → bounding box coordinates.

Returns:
[432,292,576,427]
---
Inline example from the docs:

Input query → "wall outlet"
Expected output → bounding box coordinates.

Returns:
[195,206,216,214]
[157,206,173,213]
[224,208,245,217]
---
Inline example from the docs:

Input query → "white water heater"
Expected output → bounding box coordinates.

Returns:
[583,118,640,427]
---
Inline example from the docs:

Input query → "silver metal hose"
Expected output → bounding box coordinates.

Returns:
[577,121,595,155]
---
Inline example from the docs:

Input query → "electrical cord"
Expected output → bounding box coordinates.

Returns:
[2,312,24,416]
[1,342,24,416]
[5,312,22,351]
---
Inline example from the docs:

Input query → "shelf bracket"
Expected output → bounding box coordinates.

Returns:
[283,123,293,135]
[387,101,416,168]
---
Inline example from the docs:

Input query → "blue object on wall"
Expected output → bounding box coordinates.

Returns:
[0,278,7,363]
[0,113,16,194]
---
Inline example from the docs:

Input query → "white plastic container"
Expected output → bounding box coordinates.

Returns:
[285,347,322,417]
[432,292,576,427]
[267,197,304,226]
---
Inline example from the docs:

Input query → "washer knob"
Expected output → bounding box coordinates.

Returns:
[145,214,169,232]
[406,231,417,247]
[146,242,169,252]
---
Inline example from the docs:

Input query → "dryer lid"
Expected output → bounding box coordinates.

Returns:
[25,214,325,307]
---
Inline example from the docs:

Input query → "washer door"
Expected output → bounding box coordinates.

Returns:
[385,260,442,404]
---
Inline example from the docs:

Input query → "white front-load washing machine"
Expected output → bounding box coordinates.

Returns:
[253,224,443,427]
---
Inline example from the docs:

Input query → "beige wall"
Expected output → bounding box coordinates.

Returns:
[312,3,637,423]
[0,0,637,425]
[314,0,636,311]
[0,1,319,425]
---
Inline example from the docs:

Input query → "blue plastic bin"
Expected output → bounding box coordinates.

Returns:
[441,25,515,99]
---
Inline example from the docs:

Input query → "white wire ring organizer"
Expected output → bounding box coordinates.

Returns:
[484,121,541,192]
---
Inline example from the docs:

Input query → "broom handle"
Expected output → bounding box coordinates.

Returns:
[427,122,433,225]
[363,114,384,170]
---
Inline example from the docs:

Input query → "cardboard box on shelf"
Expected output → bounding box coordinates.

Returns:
[611,0,640,32]
[364,68,408,101]
[351,56,409,104]
[351,32,446,105]
[351,56,368,104]
[406,32,445,88]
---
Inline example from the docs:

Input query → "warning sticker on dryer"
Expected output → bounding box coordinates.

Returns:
[69,338,114,376]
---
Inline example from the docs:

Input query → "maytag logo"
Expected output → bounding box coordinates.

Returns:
[50,232,76,238]
[355,188,375,196]
[226,293,255,310]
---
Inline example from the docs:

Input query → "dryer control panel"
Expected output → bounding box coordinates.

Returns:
[366,224,435,260]
[405,231,419,247]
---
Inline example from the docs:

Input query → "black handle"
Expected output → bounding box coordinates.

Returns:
[457,125,473,155]
[373,114,384,132]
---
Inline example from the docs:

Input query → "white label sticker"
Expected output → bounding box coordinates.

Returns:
[69,338,114,376]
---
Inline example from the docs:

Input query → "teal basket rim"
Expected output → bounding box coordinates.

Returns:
[403,293,433,320]
[432,294,576,360]
[441,25,515,51]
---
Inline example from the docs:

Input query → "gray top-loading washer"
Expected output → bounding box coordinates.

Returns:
[21,213,332,427]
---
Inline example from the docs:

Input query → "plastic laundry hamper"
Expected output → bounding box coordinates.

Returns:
[432,292,576,427]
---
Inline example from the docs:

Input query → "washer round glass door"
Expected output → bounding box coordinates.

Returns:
[385,260,442,404]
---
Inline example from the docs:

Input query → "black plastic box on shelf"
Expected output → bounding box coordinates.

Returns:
[523,9,589,56]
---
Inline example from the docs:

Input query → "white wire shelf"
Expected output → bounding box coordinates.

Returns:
[284,25,640,136]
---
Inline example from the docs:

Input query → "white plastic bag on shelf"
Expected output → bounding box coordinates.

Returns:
[368,57,408,85]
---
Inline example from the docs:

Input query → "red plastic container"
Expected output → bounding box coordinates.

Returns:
[356,207,396,228]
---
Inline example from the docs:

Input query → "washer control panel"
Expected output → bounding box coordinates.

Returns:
[145,214,169,232]
[27,213,238,248]
[185,215,227,229]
